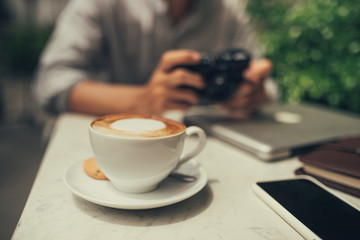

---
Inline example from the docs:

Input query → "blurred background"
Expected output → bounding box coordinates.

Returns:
[0,0,359,239]
[0,0,67,239]
[247,0,360,111]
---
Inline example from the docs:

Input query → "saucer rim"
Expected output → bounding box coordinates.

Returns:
[63,159,207,209]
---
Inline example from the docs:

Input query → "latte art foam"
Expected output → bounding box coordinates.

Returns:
[91,114,186,138]
[111,119,166,132]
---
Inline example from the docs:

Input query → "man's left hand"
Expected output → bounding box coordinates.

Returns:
[221,58,273,118]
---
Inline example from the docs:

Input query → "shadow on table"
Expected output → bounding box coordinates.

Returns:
[73,185,213,226]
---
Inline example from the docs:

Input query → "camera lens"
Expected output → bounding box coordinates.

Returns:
[215,76,225,86]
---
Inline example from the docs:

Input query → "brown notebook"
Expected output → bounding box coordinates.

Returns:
[296,137,360,197]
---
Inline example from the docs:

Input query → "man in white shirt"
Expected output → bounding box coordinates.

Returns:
[34,0,273,117]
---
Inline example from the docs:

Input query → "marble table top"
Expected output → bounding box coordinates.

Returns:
[12,113,360,240]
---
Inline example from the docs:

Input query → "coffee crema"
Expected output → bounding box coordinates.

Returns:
[91,114,186,138]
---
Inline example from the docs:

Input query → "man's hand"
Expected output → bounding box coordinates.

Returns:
[137,50,205,115]
[222,58,273,118]
[69,49,204,116]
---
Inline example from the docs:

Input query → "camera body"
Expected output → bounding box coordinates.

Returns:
[175,49,251,103]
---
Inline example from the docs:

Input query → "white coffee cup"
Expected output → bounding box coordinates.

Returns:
[89,114,206,193]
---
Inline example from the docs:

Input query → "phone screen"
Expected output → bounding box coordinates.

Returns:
[257,179,360,240]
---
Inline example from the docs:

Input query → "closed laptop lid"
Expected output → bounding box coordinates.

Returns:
[184,102,360,161]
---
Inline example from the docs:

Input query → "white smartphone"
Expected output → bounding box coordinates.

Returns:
[253,176,360,240]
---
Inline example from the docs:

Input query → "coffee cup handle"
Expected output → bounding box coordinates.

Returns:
[178,126,206,165]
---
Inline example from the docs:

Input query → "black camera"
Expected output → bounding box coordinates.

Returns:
[175,49,251,103]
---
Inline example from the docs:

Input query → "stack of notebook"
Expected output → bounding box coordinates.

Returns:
[296,137,360,197]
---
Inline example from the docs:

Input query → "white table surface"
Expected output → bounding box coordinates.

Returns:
[12,113,360,240]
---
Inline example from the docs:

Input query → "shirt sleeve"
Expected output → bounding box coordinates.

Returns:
[33,0,104,114]
[224,0,263,59]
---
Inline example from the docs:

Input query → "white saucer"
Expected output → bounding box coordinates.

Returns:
[63,160,207,210]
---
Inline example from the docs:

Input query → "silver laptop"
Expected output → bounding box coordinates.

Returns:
[184,102,360,161]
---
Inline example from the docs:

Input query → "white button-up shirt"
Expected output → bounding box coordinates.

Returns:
[34,0,262,113]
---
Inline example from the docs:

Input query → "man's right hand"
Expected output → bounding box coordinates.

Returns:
[137,50,205,115]
[69,50,204,116]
